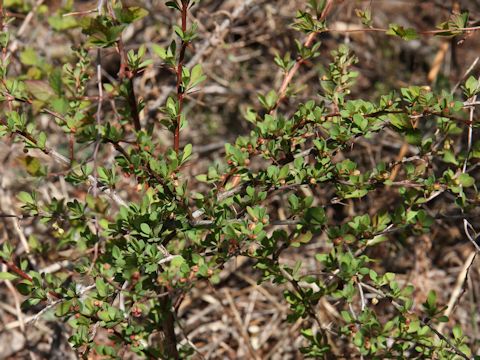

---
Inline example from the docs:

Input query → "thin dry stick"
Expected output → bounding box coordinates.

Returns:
[463,219,480,252]
[26,284,96,325]
[62,9,97,17]
[0,185,32,258]
[451,57,479,94]
[243,289,258,332]
[356,279,366,311]
[389,142,409,181]
[437,251,476,333]
[1,264,25,332]
[39,260,72,274]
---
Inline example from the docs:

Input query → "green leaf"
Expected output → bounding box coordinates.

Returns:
[442,150,458,165]
[165,1,180,10]
[20,156,45,177]
[344,189,368,199]
[355,8,372,27]
[181,144,193,163]
[426,290,436,307]
[188,64,206,90]
[37,132,47,150]
[19,47,39,66]
[17,191,34,204]
[437,315,449,323]
[353,114,368,131]
[458,173,475,187]
[140,223,152,235]
[386,23,419,40]
[464,76,480,97]
[195,174,207,182]
[96,278,108,298]
[405,129,422,145]
[291,232,313,247]
[304,207,326,226]
[353,331,363,346]
[25,80,55,102]
[16,280,32,296]
[171,256,185,268]
[48,14,78,31]
[114,7,148,24]
[0,272,18,281]
[56,299,72,317]
[452,325,463,339]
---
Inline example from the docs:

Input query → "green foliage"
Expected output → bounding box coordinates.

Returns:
[386,23,419,40]
[1,0,479,359]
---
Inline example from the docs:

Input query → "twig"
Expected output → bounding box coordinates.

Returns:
[1,264,25,332]
[118,281,129,313]
[62,9,98,17]
[452,57,479,94]
[174,311,206,360]
[359,282,471,360]
[148,0,256,114]
[463,219,480,252]
[356,279,366,312]
[463,92,477,173]
[106,0,141,132]
[173,1,190,153]
[26,284,96,325]
[437,251,477,333]
[279,266,332,340]
[39,260,72,274]
[158,254,180,266]
[270,0,335,113]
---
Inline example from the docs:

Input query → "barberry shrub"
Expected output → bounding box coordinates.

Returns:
[1,0,479,359]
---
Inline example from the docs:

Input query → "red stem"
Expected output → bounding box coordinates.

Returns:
[174,1,189,153]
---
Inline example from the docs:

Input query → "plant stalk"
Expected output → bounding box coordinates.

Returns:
[174,0,189,153]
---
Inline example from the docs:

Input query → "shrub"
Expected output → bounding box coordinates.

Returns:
[0,0,479,359]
